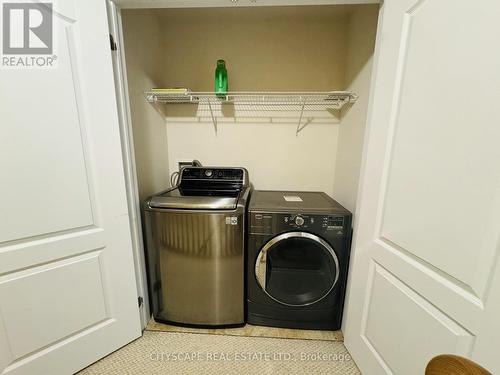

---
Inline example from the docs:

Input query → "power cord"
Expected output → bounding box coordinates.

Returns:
[170,159,202,187]
[170,171,180,187]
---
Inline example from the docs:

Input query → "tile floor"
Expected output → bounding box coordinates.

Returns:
[147,319,344,341]
[79,321,359,374]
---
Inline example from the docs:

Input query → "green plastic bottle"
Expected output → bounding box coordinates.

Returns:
[215,59,228,97]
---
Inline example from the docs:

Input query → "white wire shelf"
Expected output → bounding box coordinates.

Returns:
[146,91,357,106]
[144,90,358,134]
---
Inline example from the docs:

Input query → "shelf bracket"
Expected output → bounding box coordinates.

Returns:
[296,98,307,135]
[207,100,218,135]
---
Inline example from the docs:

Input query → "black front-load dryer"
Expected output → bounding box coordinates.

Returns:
[247,190,352,330]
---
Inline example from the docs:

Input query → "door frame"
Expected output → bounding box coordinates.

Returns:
[113,0,379,9]
[107,0,150,330]
[107,0,384,332]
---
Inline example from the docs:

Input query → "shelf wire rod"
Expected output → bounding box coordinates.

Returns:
[296,97,306,135]
[207,99,218,135]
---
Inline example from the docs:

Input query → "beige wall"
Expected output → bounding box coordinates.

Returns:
[333,5,379,211]
[122,5,378,201]
[122,11,170,202]
[158,6,351,92]
[158,6,352,195]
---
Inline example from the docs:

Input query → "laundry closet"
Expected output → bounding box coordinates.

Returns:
[107,1,500,374]
[114,1,379,339]
[119,4,379,213]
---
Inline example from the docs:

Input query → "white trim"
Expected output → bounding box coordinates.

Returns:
[113,0,379,10]
[106,0,150,330]
[341,0,385,336]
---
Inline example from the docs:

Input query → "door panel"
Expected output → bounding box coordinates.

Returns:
[0,0,141,374]
[344,0,500,373]
[363,262,473,375]
[1,6,94,243]
[380,0,500,297]
[372,240,483,332]
[0,229,104,275]
[0,253,107,359]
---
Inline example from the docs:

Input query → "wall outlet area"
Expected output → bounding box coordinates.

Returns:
[177,160,202,171]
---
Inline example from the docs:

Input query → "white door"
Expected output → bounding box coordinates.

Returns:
[0,0,142,374]
[343,0,500,374]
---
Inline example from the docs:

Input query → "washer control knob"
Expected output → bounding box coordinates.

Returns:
[295,216,305,226]
[205,170,213,177]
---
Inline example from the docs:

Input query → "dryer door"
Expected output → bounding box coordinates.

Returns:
[255,232,339,306]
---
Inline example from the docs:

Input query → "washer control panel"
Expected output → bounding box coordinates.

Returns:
[182,168,244,181]
[250,212,348,237]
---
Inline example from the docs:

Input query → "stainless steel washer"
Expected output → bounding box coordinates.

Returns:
[144,167,250,327]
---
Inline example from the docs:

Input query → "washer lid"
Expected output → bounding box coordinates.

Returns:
[148,187,239,210]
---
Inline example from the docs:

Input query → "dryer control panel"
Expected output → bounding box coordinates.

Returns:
[250,212,349,238]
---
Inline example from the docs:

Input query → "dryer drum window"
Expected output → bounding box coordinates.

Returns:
[255,232,339,307]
